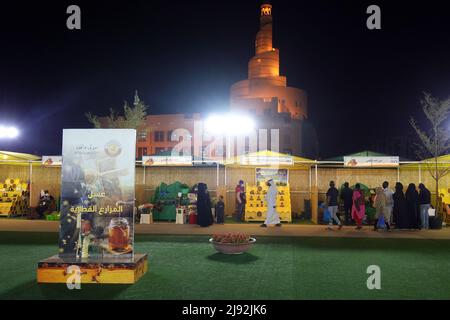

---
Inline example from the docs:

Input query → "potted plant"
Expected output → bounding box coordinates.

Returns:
[209,233,256,255]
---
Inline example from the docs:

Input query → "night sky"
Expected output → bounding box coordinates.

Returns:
[1,0,450,158]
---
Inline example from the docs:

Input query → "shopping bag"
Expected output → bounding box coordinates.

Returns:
[323,208,331,223]
[428,207,436,217]
[377,215,385,229]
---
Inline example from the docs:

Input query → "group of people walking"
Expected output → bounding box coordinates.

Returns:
[326,181,433,231]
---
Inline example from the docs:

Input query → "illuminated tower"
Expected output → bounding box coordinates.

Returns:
[250,2,278,79]
[230,1,307,120]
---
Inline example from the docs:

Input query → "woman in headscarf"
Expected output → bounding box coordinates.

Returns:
[393,182,408,229]
[374,187,391,231]
[197,183,213,228]
[405,183,420,230]
[352,183,366,230]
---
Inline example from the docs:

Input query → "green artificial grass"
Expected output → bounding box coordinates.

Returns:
[0,231,449,300]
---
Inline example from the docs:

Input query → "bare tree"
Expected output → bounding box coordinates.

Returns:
[86,91,148,129]
[410,92,450,217]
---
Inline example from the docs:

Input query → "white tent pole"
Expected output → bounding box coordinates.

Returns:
[309,166,312,194]
[29,161,33,207]
[419,164,422,183]
[216,162,219,187]
[143,165,146,185]
[315,164,318,188]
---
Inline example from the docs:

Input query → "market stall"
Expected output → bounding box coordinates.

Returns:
[224,150,315,223]
[0,151,41,216]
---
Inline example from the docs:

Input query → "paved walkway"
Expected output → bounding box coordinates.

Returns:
[1,219,450,240]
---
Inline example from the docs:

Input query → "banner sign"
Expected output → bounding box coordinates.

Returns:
[42,156,62,167]
[240,155,293,166]
[59,129,136,259]
[142,155,192,166]
[344,156,399,167]
[256,168,289,185]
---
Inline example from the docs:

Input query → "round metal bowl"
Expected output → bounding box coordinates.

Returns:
[209,238,256,255]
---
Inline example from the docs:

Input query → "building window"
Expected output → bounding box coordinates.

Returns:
[138,130,147,142]
[155,147,165,155]
[167,131,173,141]
[138,147,143,159]
[154,131,164,142]
[143,148,148,156]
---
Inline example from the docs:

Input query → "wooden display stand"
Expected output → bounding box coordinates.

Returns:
[0,179,29,217]
[37,254,148,284]
[245,183,292,222]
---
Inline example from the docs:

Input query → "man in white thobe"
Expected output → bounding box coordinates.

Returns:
[261,179,281,227]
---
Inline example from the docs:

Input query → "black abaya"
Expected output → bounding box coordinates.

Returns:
[197,183,213,228]
[393,191,409,229]
[405,189,420,229]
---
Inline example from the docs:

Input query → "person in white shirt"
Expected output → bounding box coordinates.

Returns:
[383,181,394,224]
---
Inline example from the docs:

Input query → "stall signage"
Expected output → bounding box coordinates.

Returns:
[142,155,193,166]
[42,156,62,167]
[256,168,289,185]
[240,155,293,166]
[344,156,399,167]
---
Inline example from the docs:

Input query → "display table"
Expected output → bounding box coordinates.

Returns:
[189,212,197,224]
[176,207,186,224]
[140,213,153,224]
[188,205,197,224]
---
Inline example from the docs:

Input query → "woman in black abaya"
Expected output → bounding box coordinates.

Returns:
[405,183,420,230]
[393,182,409,229]
[197,183,213,228]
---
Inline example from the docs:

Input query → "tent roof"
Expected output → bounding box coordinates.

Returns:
[325,150,394,162]
[432,154,450,162]
[0,151,40,161]
[401,154,450,169]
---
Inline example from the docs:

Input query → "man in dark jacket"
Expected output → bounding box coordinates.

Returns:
[418,183,431,230]
[326,181,343,230]
[340,182,353,225]
[235,180,245,222]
